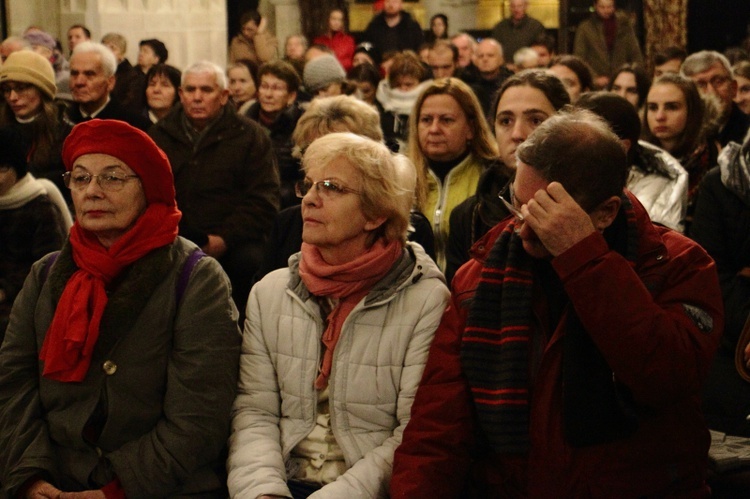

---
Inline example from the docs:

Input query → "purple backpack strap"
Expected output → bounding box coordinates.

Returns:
[41,251,61,284]
[176,249,206,305]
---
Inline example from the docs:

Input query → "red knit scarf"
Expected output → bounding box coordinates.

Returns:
[299,239,403,389]
[39,203,181,382]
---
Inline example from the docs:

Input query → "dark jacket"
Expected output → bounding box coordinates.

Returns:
[392,191,723,498]
[0,194,65,338]
[0,237,241,498]
[445,161,512,285]
[9,104,74,204]
[490,15,546,61]
[245,102,303,209]
[691,156,750,436]
[112,58,146,114]
[717,102,750,148]
[470,67,514,119]
[362,10,424,54]
[66,98,152,132]
[149,104,279,252]
[573,11,643,78]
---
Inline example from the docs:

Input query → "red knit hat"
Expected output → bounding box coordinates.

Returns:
[62,119,176,206]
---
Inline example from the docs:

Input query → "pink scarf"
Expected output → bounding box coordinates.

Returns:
[299,239,403,389]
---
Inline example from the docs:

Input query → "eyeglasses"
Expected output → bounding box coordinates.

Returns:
[0,82,34,95]
[63,171,140,191]
[694,75,731,91]
[295,178,361,199]
[259,83,289,93]
[498,179,524,223]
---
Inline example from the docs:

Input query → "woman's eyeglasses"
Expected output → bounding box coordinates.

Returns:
[295,179,361,199]
[63,171,140,191]
[0,82,34,95]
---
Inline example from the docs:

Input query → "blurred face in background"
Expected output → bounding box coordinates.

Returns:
[258,73,296,114]
[227,65,256,106]
[531,44,552,67]
[146,73,177,114]
[594,0,616,20]
[646,82,688,153]
[329,10,344,32]
[548,64,583,102]
[735,73,750,115]
[611,71,640,108]
[494,85,556,167]
[452,34,475,68]
[285,36,306,61]
[1,81,43,120]
[418,93,473,162]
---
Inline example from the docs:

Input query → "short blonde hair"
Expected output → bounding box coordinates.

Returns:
[302,133,411,245]
[292,95,383,156]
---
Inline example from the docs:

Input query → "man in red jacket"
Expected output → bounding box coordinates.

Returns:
[391,109,723,498]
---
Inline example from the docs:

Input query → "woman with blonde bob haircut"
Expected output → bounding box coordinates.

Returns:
[255,95,436,282]
[292,94,383,155]
[229,132,449,499]
[407,77,499,268]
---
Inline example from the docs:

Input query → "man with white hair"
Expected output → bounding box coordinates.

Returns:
[149,60,280,311]
[682,50,750,147]
[491,0,546,62]
[470,38,513,118]
[66,41,150,130]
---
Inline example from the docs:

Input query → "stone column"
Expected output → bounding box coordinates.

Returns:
[267,0,300,53]
[57,0,227,70]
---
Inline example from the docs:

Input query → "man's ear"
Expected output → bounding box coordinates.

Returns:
[591,195,622,231]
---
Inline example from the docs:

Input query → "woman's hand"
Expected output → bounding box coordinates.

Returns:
[25,480,62,499]
[257,16,268,34]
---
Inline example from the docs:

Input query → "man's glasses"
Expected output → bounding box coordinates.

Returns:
[694,75,731,91]
[295,179,361,199]
[498,179,524,223]
[63,171,140,191]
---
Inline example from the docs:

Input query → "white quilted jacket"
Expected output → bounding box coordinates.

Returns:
[228,243,450,499]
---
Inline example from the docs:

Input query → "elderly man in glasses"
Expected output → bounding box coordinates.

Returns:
[150,60,279,312]
[681,50,750,147]
[392,108,723,498]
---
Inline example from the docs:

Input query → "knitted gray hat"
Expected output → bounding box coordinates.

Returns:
[303,54,346,93]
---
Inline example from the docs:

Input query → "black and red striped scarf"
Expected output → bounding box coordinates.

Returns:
[461,194,638,454]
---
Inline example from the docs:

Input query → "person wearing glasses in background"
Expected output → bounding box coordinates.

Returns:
[0,119,241,498]
[228,132,449,499]
[681,50,750,147]
[0,50,74,204]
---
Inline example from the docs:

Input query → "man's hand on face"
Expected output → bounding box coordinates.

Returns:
[520,181,596,257]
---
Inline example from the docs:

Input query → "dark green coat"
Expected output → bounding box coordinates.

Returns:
[0,237,241,498]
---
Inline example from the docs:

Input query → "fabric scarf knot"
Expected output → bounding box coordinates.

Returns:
[39,203,181,382]
[299,239,403,390]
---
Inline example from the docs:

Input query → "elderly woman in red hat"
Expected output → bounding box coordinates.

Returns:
[0,119,241,499]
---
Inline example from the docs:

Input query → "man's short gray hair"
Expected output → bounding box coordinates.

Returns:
[182,60,227,90]
[681,50,733,78]
[72,41,118,77]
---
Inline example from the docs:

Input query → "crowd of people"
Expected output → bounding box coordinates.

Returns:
[1,0,750,497]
